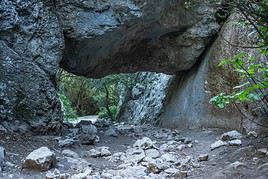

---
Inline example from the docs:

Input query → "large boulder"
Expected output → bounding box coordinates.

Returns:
[23,147,56,171]
[58,0,220,77]
[0,0,64,130]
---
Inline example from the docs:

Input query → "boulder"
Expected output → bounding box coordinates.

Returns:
[198,154,209,162]
[99,147,112,157]
[80,124,97,135]
[161,153,179,163]
[23,147,56,171]
[88,149,101,158]
[228,139,242,146]
[125,148,145,164]
[88,147,111,158]
[221,130,242,141]
[145,149,160,159]
[133,137,154,149]
[247,131,258,138]
[77,124,98,145]
[210,140,228,150]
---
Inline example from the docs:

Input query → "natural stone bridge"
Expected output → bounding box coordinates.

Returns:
[0,0,255,131]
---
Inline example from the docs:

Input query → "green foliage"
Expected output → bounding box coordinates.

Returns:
[184,0,192,9]
[57,70,137,121]
[210,52,268,111]
[98,105,118,121]
[58,92,78,121]
[211,1,268,116]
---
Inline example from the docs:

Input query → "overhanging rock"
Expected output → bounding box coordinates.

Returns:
[58,0,219,78]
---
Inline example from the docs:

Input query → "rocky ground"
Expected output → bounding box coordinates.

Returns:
[0,120,268,179]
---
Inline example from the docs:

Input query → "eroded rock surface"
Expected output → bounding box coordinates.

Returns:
[0,0,64,130]
[119,12,264,131]
[59,0,220,78]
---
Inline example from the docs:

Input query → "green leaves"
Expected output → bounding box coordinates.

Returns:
[57,69,138,121]
[58,92,78,121]
[211,51,268,110]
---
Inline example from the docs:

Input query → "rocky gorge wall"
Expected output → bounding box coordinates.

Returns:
[0,0,220,131]
[0,0,64,132]
[119,13,266,133]
[0,0,264,133]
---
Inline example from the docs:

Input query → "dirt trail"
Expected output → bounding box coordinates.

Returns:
[0,123,268,179]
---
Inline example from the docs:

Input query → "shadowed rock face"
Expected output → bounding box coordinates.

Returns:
[58,0,219,78]
[0,0,220,130]
[119,13,265,132]
[0,0,64,129]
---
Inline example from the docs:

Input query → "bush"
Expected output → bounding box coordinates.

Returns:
[58,92,78,121]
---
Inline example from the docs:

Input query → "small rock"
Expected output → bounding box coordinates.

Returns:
[179,171,188,178]
[147,163,161,174]
[145,149,160,159]
[88,149,101,158]
[88,147,111,158]
[228,139,242,146]
[5,161,15,168]
[104,127,118,137]
[165,168,179,174]
[62,149,79,158]
[210,140,228,150]
[184,138,192,144]
[247,131,258,138]
[70,167,92,179]
[114,166,147,178]
[178,144,187,150]
[198,154,209,161]
[99,147,112,157]
[221,130,242,141]
[161,153,179,163]
[46,169,61,179]
[23,147,56,171]
[58,138,77,148]
[180,156,192,166]
[0,125,7,133]
[0,146,6,162]
[187,143,193,148]
[125,148,145,163]
[257,148,267,156]
[133,137,154,149]
[226,161,248,170]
